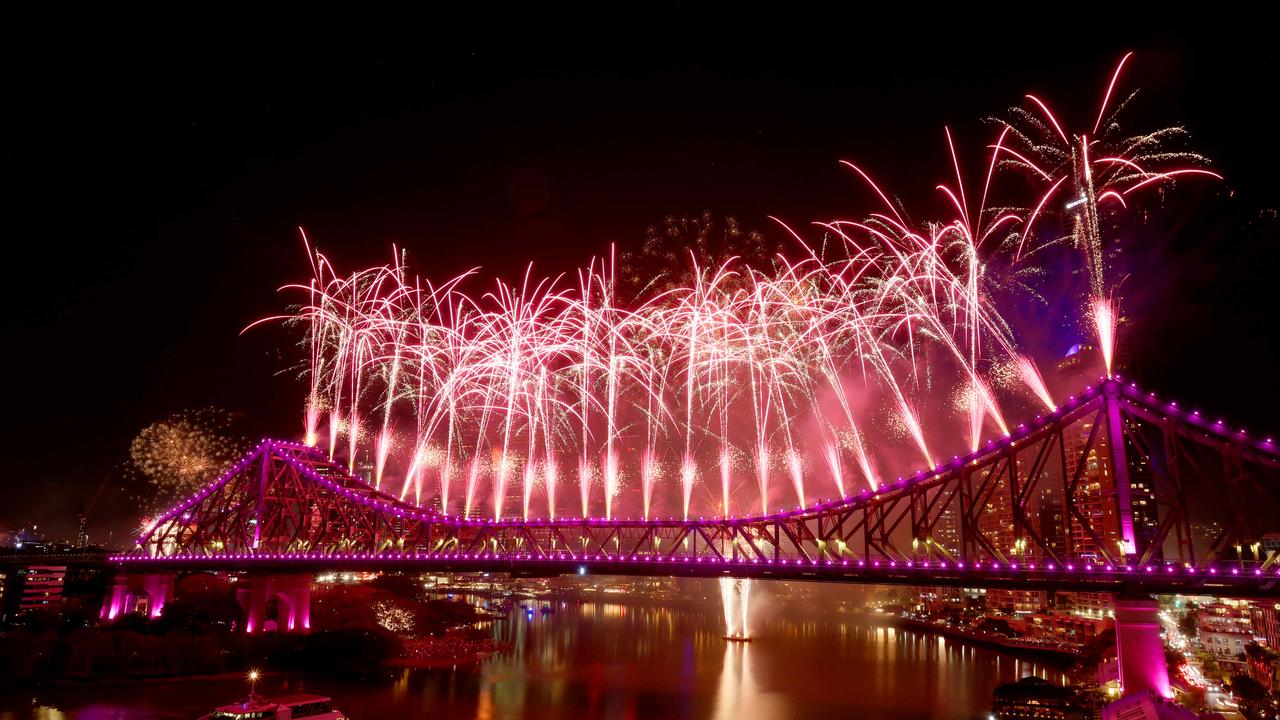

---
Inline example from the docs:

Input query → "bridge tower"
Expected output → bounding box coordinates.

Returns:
[1103,381,1139,561]
[1112,595,1172,699]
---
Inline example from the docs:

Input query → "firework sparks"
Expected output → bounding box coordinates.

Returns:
[250,53,1211,523]
[129,408,249,510]
[996,52,1219,364]
[1092,296,1117,376]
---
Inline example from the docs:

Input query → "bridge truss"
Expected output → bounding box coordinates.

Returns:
[118,378,1280,595]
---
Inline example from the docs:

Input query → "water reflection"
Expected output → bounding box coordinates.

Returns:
[1,586,1070,720]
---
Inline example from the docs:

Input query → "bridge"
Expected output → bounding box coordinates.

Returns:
[105,376,1280,700]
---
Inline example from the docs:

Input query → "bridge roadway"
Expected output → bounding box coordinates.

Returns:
[110,550,1280,596]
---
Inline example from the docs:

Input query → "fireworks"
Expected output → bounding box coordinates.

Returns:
[262,229,1042,521]
[129,408,249,510]
[254,53,1213,523]
[1092,297,1117,377]
[719,577,752,640]
[373,600,415,634]
[994,53,1219,357]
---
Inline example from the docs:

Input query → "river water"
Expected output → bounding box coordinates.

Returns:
[1,582,1070,720]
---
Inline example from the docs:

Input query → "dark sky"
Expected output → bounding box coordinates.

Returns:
[4,14,1278,543]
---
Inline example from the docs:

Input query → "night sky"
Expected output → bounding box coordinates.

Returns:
[5,15,1278,543]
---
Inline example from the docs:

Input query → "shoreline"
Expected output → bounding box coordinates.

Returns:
[385,652,497,669]
[895,616,1082,663]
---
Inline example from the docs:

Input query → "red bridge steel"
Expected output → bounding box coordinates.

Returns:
[111,377,1279,597]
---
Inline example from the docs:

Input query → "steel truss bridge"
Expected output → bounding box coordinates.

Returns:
[114,377,1280,597]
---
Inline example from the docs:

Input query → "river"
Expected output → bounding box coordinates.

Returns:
[0,582,1070,719]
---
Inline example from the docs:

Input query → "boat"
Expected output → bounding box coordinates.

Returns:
[723,635,753,643]
[200,693,347,720]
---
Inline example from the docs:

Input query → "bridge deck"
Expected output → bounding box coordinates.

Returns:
[111,552,1280,596]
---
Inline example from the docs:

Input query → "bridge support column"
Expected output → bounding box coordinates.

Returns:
[237,576,268,633]
[1113,596,1171,699]
[275,574,312,632]
[100,573,175,620]
[237,574,312,633]
[102,575,128,620]
[1103,381,1137,560]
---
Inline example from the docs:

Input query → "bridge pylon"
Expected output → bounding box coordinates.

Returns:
[101,572,174,621]
[239,574,312,633]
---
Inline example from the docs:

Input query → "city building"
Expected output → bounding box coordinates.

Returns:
[1054,344,1159,563]
[18,565,66,612]
[988,588,1046,615]
[1056,591,1115,620]
[1057,345,1124,561]
[1198,600,1255,634]
[973,450,1051,608]
[1197,601,1254,667]
[1251,601,1280,650]
[1189,521,1224,559]
[1120,417,1159,560]
[1245,642,1280,693]
[1037,491,1066,557]
[915,586,965,615]
[1200,627,1250,664]
[976,457,1026,561]
[932,505,961,558]
[1023,611,1113,643]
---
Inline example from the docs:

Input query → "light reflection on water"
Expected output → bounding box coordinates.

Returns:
[0,587,1069,720]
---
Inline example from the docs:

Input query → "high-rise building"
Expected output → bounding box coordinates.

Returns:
[976,456,1028,561]
[977,475,1016,559]
[933,505,961,558]
[1252,601,1280,650]
[1057,344,1124,561]
[1120,416,1160,560]
[1038,490,1067,556]
[1055,343,1162,562]
[1190,521,1224,558]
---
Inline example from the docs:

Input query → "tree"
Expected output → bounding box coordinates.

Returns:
[1226,674,1275,720]
[268,628,402,675]
[156,574,242,632]
[311,585,398,630]
[1179,611,1199,638]
[370,573,423,600]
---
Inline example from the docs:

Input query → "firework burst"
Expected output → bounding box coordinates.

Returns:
[129,407,249,510]
[250,52,1212,522]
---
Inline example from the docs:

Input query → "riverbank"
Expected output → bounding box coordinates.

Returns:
[390,632,512,667]
[895,616,1082,663]
[2,593,1072,719]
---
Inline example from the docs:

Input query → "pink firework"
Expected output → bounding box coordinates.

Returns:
[251,55,1213,525]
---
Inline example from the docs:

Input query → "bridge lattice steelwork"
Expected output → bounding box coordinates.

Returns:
[115,377,1280,595]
